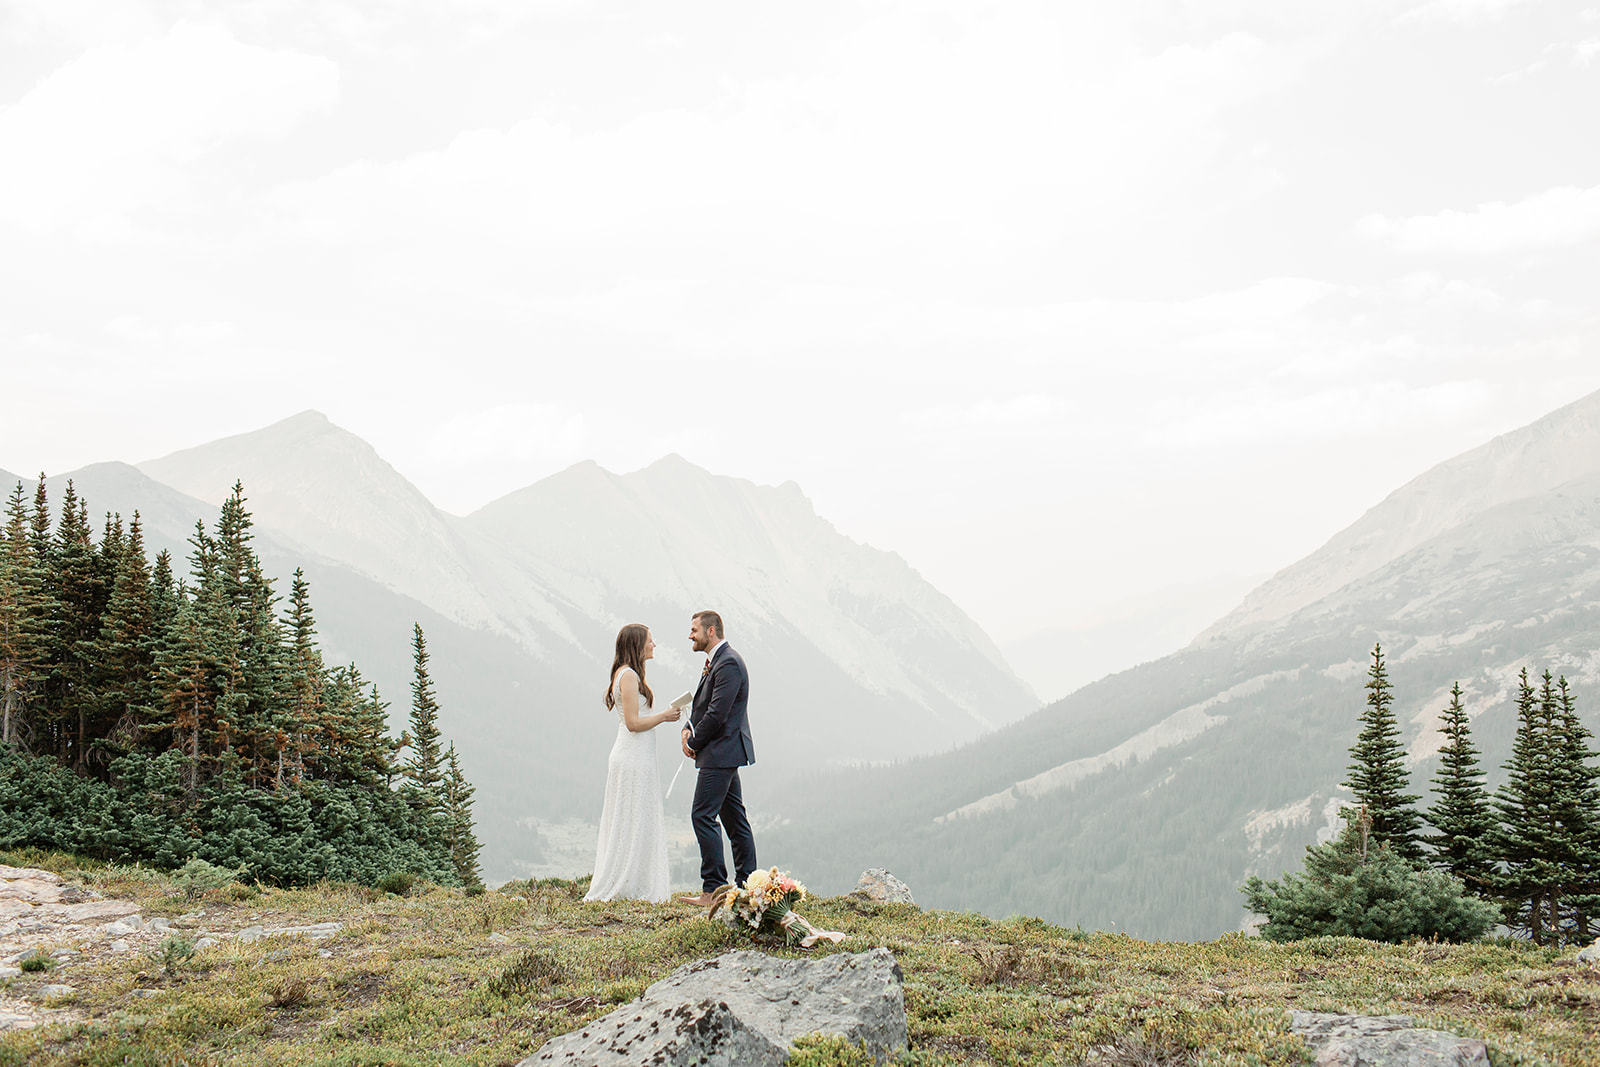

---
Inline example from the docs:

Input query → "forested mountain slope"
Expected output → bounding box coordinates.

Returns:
[765,390,1600,940]
[7,415,1037,881]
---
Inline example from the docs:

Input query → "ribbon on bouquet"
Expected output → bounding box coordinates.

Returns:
[665,717,694,801]
[778,910,847,949]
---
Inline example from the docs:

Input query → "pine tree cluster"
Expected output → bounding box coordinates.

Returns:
[0,478,481,890]
[1246,643,1600,946]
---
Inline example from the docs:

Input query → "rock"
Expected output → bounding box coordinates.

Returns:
[525,947,907,1066]
[44,900,141,924]
[0,967,20,979]
[1289,1011,1490,1067]
[237,925,266,943]
[128,988,163,999]
[0,866,62,885]
[489,932,511,944]
[104,918,143,937]
[36,984,75,999]
[0,879,66,905]
[194,938,220,950]
[848,869,915,906]
[147,916,173,933]
[1577,940,1600,964]
[531,999,784,1066]
[109,940,130,953]
[49,948,77,959]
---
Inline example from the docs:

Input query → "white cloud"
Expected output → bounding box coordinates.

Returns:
[1400,0,1536,24]
[1145,379,1493,448]
[0,0,159,46]
[254,14,1300,286]
[0,21,338,235]
[1360,184,1600,254]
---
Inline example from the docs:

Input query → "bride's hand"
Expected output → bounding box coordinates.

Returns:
[662,707,682,722]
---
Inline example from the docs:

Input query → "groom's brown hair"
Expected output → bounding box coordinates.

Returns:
[693,610,724,638]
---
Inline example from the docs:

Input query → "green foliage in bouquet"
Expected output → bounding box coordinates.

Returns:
[711,867,844,948]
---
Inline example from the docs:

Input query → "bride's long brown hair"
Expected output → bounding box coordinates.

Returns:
[604,623,655,710]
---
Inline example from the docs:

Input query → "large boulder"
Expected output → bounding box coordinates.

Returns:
[1577,940,1600,964]
[848,869,915,906]
[1289,1011,1490,1067]
[524,947,906,1066]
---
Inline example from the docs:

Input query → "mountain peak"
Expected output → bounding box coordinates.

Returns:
[1199,384,1600,642]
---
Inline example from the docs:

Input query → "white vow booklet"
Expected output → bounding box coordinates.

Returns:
[669,691,693,710]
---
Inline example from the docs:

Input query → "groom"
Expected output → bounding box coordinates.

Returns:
[678,610,757,908]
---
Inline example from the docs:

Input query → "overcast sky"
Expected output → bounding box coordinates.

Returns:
[2,0,1598,645]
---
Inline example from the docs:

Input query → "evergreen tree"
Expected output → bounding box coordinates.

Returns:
[1241,806,1499,943]
[0,483,45,747]
[441,743,482,889]
[403,624,444,802]
[1342,643,1425,863]
[1424,682,1496,893]
[1546,675,1600,941]
[283,569,323,784]
[0,480,479,891]
[46,482,107,769]
[1492,668,1562,943]
[321,664,397,788]
[93,513,157,764]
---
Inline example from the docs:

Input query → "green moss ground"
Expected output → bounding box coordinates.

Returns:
[2,852,1596,1065]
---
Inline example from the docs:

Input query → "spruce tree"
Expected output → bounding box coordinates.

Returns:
[0,483,45,748]
[47,482,107,769]
[1547,675,1600,941]
[1492,668,1561,943]
[92,514,157,762]
[403,624,444,802]
[442,743,482,889]
[1424,682,1496,893]
[1241,806,1499,942]
[1342,643,1425,863]
[283,569,323,784]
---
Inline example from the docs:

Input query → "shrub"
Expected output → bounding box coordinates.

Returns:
[157,934,197,976]
[169,858,241,902]
[19,951,52,973]
[377,871,416,896]
[1242,809,1499,943]
[489,948,567,997]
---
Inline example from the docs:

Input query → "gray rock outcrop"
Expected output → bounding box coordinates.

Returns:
[848,869,915,906]
[525,947,906,1066]
[1577,940,1600,964]
[1289,1011,1490,1067]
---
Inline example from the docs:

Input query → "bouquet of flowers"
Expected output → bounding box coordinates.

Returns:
[710,867,846,949]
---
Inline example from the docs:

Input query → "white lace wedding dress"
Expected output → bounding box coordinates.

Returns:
[583,667,671,902]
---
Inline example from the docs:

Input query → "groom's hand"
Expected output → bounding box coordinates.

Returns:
[681,728,694,759]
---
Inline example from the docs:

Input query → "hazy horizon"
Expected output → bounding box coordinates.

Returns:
[4,1,1598,646]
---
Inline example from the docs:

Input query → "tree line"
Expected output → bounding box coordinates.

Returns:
[0,477,480,889]
[1246,643,1599,945]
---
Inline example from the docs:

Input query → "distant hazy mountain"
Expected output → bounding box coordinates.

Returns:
[1198,391,1600,642]
[1001,575,1265,703]
[45,411,1040,881]
[765,387,1600,940]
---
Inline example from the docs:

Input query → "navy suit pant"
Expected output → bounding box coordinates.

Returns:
[691,766,757,892]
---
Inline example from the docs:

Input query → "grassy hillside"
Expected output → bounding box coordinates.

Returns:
[2,851,1596,1066]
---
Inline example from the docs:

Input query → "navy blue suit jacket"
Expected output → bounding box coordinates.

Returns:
[686,643,754,769]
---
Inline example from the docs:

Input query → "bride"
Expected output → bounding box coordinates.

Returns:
[583,623,682,902]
